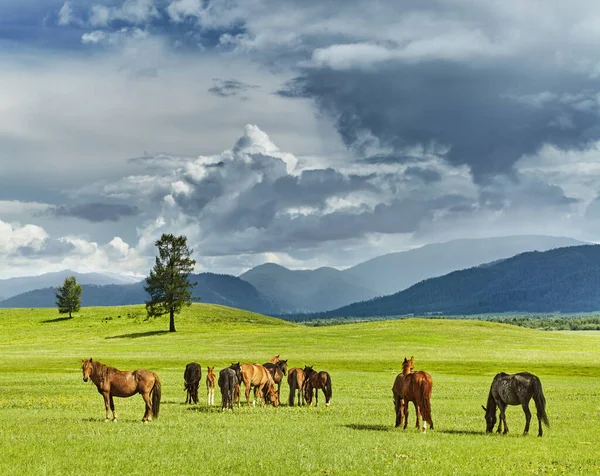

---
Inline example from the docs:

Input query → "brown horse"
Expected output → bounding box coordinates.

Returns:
[263,359,288,395]
[206,366,216,406]
[303,366,332,407]
[401,356,433,431]
[81,358,161,422]
[287,367,306,407]
[240,363,279,407]
[268,355,280,364]
[392,373,404,427]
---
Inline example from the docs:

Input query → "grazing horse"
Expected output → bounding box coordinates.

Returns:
[206,366,216,406]
[219,363,242,411]
[287,367,306,407]
[401,357,433,431]
[303,366,332,407]
[183,362,201,404]
[81,358,161,422]
[263,359,288,395]
[240,363,279,407]
[483,372,549,437]
[392,373,404,427]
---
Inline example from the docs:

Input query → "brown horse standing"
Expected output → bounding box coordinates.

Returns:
[287,367,306,407]
[401,356,433,431]
[392,373,404,427]
[240,363,279,407]
[81,358,161,422]
[206,366,216,406]
[303,366,332,407]
[263,359,288,395]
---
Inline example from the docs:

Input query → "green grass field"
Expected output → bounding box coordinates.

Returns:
[1,304,599,475]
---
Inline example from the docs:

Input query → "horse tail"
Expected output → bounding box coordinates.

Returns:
[152,373,161,418]
[420,376,433,428]
[532,375,549,427]
[325,372,332,402]
[288,369,297,407]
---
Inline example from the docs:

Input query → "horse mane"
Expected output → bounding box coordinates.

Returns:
[90,360,118,382]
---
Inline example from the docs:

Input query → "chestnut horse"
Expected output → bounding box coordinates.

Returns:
[240,363,279,407]
[81,358,161,422]
[184,362,201,404]
[268,355,280,364]
[401,357,433,431]
[303,366,332,407]
[206,366,216,406]
[263,359,288,395]
[392,373,404,427]
[287,367,306,407]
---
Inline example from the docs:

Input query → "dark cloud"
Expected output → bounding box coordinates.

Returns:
[16,238,76,258]
[51,202,138,222]
[208,79,259,98]
[404,166,442,184]
[278,62,600,181]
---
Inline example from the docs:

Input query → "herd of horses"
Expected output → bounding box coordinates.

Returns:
[81,355,549,436]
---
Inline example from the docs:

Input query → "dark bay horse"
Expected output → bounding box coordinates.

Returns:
[401,356,433,431]
[240,363,279,407]
[483,372,549,437]
[81,358,161,422]
[219,363,242,411]
[392,373,404,427]
[287,367,306,407]
[206,366,216,406]
[303,366,332,407]
[184,362,201,404]
[263,359,288,395]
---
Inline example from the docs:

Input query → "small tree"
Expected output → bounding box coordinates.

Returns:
[55,276,82,318]
[144,233,197,332]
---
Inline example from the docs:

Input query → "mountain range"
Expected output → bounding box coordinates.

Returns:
[311,244,600,319]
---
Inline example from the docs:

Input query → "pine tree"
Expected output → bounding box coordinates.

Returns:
[144,234,197,332]
[55,276,82,318]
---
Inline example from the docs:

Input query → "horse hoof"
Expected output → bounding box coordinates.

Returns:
[104,419,110,423]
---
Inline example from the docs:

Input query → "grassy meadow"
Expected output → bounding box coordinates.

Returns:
[1,304,599,475]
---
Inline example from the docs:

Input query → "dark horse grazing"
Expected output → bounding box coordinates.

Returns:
[184,362,201,404]
[219,363,242,411]
[483,372,549,437]
[392,373,404,427]
[263,359,288,395]
[81,358,161,422]
[303,366,332,407]
[401,356,433,431]
[287,367,306,407]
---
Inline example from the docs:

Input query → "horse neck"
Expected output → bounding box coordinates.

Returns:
[485,390,496,416]
[401,364,412,376]
[90,361,107,385]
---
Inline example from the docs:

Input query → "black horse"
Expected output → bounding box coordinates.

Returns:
[303,366,332,407]
[483,372,549,437]
[219,363,242,411]
[184,362,201,404]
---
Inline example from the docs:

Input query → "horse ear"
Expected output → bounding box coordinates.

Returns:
[89,358,93,362]
[410,356,414,362]
[403,358,407,363]
[482,405,487,412]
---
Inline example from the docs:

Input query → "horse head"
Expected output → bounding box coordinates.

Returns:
[482,405,497,433]
[81,358,93,382]
[402,357,414,375]
[265,382,280,407]
[230,362,242,382]
[278,360,288,376]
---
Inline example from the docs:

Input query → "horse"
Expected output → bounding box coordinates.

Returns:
[401,356,433,431]
[218,363,242,411]
[303,366,332,407]
[81,358,161,422]
[206,366,216,406]
[392,373,404,427]
[287,367,306,407]
[483,372,549,437]
[240,363,279,407]
[183,362,201,404]
[268,355,280,364]
[263,359,288,395]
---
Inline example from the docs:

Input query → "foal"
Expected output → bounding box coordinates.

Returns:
[206,366,216,406]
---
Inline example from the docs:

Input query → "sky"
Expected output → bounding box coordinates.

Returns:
[2,0,600,279]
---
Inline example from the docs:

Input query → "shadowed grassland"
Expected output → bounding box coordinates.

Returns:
[1,304,599,475]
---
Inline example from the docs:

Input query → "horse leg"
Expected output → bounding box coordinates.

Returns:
[109,395,118,422]
[403,400,409,430]
[413,401,421,430]
[102,392,111,422]
[498,402,508,434]
[142,391,153,422]
[245,382,252,406]
[522,402,532,436]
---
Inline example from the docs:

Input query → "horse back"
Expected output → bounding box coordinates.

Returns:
[402,370,432,400]
[109,369,152,397]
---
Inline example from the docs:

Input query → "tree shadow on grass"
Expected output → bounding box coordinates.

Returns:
[344,423,394,432]
[106,330,170,339]
[41,316,73,323]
